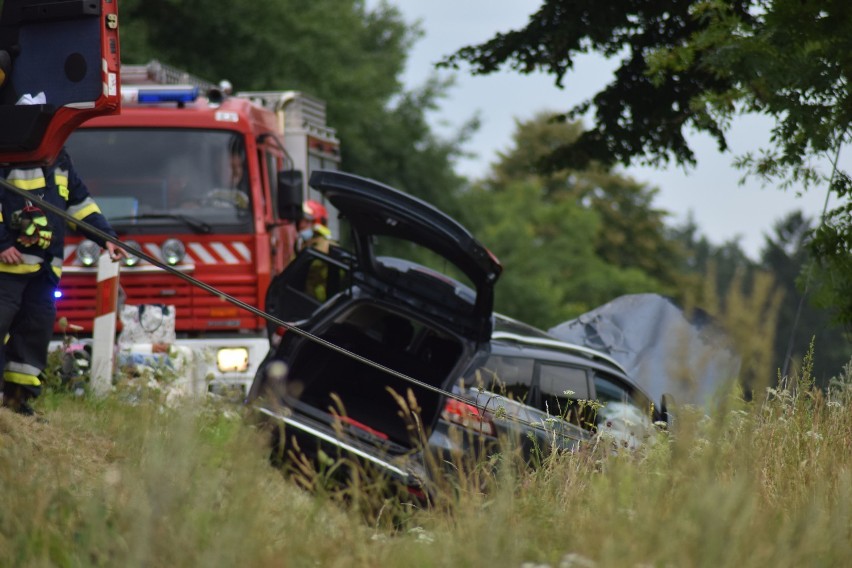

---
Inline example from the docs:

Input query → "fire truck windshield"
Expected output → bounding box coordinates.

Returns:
[65,128,253,234]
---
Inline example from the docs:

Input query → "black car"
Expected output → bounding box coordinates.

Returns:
[248,170,663,499]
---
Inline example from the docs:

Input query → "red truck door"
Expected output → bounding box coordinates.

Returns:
[0,0,120,166]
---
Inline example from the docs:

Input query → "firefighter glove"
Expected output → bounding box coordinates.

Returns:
[16,206,52,249]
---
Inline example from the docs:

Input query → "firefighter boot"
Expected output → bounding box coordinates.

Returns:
[2,382,39,417]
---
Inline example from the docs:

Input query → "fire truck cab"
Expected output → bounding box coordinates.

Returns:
[58,60,340,395]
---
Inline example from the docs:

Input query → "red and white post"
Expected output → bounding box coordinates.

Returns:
[90,252,119,394]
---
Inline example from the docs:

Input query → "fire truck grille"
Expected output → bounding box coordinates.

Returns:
[56,271,263,334]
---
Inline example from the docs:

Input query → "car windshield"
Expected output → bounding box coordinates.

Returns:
[65,128,252,234]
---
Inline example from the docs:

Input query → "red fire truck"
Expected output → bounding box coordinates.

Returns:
[57,60,341,394]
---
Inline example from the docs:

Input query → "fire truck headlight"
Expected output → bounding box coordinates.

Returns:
[76,239,101,266]
[161,239,186,265]
[123,240,142,267]
[217,347,249,373]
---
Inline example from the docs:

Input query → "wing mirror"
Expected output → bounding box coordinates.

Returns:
[276,169,304,221]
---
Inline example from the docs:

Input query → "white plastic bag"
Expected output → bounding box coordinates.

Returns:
[118,304,176,345]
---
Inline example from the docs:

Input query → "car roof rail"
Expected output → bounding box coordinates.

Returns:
[491,331,628,375]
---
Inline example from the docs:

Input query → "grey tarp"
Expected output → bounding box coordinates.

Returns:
[548,293,740,406]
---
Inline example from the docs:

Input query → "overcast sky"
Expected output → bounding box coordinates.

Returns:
[371,0,845,259]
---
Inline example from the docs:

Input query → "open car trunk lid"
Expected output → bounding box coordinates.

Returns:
[309,170,502,342]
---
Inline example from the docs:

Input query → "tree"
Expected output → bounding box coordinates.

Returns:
[117,0,471,195]
[668,214,757,307]
[667,210,852,384]
[667,217,783,392]
[484,113,690,295]
[760,212,852,385]
[441,0,852,323]
[459,178,663,329]
[458,114,688,329]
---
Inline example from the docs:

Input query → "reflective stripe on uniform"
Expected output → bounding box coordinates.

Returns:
[4,369,42,387]
[55,169,69,200]
[0,264,41,274]
[5,168,46,190]
[67,197,101,220]
[0,253,46,274]
[51,257,63,278]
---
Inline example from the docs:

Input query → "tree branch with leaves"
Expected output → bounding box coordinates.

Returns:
[442,0,852,324]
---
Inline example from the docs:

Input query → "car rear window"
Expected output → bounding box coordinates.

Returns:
[538,363,591,418]
[465,355,534,403]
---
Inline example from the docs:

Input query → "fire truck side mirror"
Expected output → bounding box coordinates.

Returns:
[0,0,121,166]
[276,169,304,222]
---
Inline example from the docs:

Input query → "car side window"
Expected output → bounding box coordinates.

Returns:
[466,355,534,403]
[593,373,641,407]
[537,364,591,426]
[592,372,655,446]
[592,372,652,423]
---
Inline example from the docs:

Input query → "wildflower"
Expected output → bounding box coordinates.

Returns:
[407,526,434,544]
[103,466,121,487]
[558,552,597,568]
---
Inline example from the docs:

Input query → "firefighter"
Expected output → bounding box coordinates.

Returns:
[296,200,335,301]
[0,147,127,416]
[296,200,333,254]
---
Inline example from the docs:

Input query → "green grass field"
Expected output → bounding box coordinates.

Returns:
[1,356,851,567]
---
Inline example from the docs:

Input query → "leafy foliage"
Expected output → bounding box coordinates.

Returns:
[458,114,687,328]
[761,211,852,385]
[442,0,852,322]
[670,210,852,385]
[440,0,751,169]
[117,0,470,197]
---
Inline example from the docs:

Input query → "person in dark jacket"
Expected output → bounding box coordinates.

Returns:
[0,147,126,415]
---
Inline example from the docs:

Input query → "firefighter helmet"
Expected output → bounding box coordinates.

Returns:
[302,200,328,226]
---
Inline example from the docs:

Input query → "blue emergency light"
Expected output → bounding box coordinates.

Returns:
[136,86,199,104]
[54,289,63,299]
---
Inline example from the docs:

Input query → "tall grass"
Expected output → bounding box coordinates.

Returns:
[2,356,852,567]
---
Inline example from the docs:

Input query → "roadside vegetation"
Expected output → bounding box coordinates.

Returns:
[2,349,851,567]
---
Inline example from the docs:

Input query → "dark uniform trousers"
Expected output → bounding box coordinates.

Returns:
[0,266,58,400]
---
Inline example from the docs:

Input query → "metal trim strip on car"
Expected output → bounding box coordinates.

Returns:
[256,407,412,480]
[490,331,629,374]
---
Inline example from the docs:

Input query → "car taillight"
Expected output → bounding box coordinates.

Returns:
[339,416,389,440]
[441,399,495,436]
[405,484,428,503]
